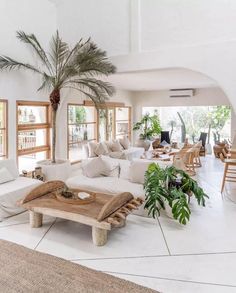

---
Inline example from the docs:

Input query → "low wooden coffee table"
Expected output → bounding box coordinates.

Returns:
[19,181,143,246]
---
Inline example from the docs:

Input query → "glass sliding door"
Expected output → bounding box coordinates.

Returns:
[68,104,97,163]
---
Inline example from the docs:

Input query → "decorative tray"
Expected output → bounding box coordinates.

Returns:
[55,190,96,205]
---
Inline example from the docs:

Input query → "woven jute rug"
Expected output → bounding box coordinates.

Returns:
[0,240,158,293]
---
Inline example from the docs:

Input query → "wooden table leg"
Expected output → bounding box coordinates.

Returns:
[29,211,43,228]
[92,227,107,246]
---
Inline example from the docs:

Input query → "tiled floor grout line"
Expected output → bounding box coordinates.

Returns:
[71,249,236,262]
[0,221,29,228]
[157,217,171,255]
[33,219,57,250]
[105,271,236,288]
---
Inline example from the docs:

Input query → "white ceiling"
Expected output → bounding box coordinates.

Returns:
[107,68,218,91]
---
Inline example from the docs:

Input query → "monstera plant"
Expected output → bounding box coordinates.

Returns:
[144,163,208,225]
[0,31,116,163]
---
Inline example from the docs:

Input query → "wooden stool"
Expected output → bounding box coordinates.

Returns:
[220,155,236,193]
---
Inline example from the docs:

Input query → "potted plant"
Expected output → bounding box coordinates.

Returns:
[144,163,208,225]
[133,113,162,151]
[0,31,116,180]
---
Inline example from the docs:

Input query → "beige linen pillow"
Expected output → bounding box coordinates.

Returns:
[129,159,153,184]
[100,156,120,177]
[94,142,109,156]
[104,141,113,153]
[82,157,109,178]
[87,142,98,158]
[119,137,130,150]
[111,140,123,152]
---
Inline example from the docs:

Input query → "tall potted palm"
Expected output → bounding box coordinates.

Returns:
[0,31,116,179]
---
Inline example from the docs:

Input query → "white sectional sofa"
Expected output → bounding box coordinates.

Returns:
[0,159,43,220]
[83,140,145,161]
[66,156,171,216]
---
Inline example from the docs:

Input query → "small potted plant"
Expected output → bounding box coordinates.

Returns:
[144,163,208,225]
[133,113,162,151]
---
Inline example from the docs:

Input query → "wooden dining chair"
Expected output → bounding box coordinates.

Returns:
[220,154,236,193]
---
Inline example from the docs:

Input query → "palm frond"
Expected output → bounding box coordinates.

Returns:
[0,55,42,74]
[59,40,116,84]
[49,31,69,83]
[16,31,53,75]
[67,78,115,96]
[37,73,55,91]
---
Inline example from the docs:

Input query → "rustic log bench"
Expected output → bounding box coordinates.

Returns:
[19,181,143,246]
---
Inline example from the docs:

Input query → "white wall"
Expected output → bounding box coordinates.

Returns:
[131,87,236,141]
[54,0,236,114]
[56,0,130,56]
[0,0,57,160]
[140,0,236,51]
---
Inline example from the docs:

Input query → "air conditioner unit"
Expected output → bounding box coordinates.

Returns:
[169,89,194,98]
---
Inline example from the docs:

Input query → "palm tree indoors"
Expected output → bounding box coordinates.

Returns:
[0,31,116,163]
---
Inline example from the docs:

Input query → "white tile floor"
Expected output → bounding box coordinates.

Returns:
[1,156,236,293]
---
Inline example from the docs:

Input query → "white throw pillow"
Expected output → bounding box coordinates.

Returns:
[82,157,109,178]
[111,140,123,152]
[119,137,130,150]
[94,142,109,156]
[100,156,120,177]
[0,167,15,184]
[87,142,98,158]
[129,159,153,184]
[119,160,131,180]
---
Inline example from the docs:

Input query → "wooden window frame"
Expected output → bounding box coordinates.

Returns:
[0,99,8,159]
[16,100,51,163]
[67,103,97,164]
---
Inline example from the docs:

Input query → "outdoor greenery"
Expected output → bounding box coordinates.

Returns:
[75,107,86,124]
[0,31,116,163]
[133,113,162,140]
[144,106,231,145]
[144,163,208,225]
[207,106,231,143]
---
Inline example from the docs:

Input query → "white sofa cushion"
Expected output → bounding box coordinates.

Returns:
[0,177,42,221]
[119,159,131,180]
[129,159,153,184]
[0,159,19,178]
[123,147,144,160]
[0,167,15,184]
[109,151,126,160]
[66,174,145,199]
